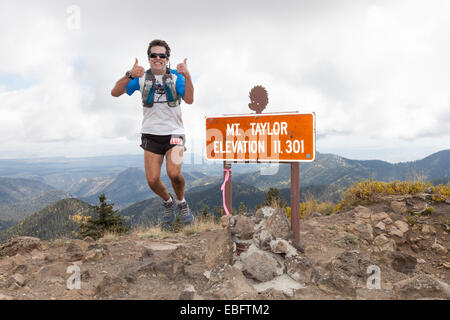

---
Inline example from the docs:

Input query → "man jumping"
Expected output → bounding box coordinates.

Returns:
[111,39,194,230]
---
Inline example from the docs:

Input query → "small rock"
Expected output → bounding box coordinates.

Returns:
[431,242,448,256]
[230,215,255,240]
[421,224,436,236]
[10,273,27,287]
[178,284,196,300]
[83,236,95,243]
[374,222,386,232]
[354,206,372,219]
[350,220,373,241]
[240,245,284,282]
[310,212,322,218]
[390,201,407,214]
[388,226,404,238]
[417,259,426,264]
[269,239,297,257]
[371,212,389,223]
[394,220,409,234]
[373,234,396,252]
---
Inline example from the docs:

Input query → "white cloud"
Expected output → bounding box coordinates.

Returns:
[0,0,449,162]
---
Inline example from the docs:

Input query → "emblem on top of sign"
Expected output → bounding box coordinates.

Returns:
[205,86,316,163]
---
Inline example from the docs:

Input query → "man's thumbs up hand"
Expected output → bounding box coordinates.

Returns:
[131,58,145,78]
[177,58,190,78]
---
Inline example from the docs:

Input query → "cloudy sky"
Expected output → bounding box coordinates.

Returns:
[0,0,449,163]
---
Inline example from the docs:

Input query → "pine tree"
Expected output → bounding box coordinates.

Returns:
[79,193,128,240]
[238,202,247,215]
[200,205,209,221]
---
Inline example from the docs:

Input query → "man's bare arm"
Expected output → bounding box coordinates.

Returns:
[177,58,194,104]
[111,58,145,97]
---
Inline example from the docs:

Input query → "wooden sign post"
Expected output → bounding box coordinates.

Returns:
[205,86,315,245]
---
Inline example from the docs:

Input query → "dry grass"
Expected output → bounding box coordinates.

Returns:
[335,178,450,211]
[285,200,335,219]
[132,216,221,240]
[99,231,123,243]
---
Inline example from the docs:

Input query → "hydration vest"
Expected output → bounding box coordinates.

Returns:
[141,68,181,108]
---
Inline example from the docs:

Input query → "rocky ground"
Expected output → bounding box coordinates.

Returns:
[0,193,448,300]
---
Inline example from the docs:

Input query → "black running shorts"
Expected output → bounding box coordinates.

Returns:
[140,134,186,155]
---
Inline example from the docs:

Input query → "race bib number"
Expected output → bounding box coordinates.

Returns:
[170,136,184,145]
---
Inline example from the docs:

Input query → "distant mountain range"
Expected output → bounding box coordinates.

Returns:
[0,149,448,240]
[0,198,96,242]
[0,177,55,205]
[234,149,450,191]
[78,167,221,209]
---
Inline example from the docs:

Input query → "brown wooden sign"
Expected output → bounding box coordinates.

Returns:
[205,112,316,162]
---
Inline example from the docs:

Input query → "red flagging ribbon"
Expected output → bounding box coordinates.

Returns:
[221,168,232,216]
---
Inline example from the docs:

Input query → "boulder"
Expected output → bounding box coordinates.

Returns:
[206,264,258,299]
[0,236,41,257]
[240,245,284,282]
[205,228,234,270]
[393,276,450,299]
[265,208,291,240]
[230,215,255,240]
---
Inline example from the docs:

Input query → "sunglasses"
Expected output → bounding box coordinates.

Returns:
[149,53,168,59]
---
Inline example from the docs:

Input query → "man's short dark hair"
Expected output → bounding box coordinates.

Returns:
[147,39,171,58]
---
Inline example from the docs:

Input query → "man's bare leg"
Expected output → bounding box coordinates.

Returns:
[144,150,171,201]
[165,146,185,201]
